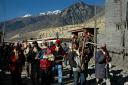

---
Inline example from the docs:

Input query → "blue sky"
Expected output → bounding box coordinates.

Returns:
[0,0,105,22]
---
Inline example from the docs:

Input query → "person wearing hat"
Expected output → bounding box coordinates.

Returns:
[51,39,65,85]
[95,43,111,85]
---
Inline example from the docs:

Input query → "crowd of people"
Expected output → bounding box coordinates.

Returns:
[0,31,112,85]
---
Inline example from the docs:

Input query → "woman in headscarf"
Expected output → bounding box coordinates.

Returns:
[95,43,111,85]
[9,44,25,85]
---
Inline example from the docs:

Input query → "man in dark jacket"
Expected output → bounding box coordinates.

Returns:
[51,39,65,85]
[30,41,41,85]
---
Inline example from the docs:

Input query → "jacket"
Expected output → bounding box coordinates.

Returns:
[95,50,110,78]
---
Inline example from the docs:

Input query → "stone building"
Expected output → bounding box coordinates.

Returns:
[105,0,128,71]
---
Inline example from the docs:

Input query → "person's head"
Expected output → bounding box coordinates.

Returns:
[42,41,47,46]
[13,46,17,52]
[22,42,28,49]
[13,45,20,53]
[100,43,107,51]
[72,43,79,50]
[72,32,78,39]
[55,39,61,46]
[32,41,38,48]
[83,31,90,37]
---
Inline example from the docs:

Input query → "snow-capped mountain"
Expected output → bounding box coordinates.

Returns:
[40,10,61,15]
[39,13,46,15]
[22,14,31,18]
[52,10,61,14]
[0,1,104,36]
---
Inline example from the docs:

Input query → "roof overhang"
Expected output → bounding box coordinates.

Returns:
[68,27,98,33]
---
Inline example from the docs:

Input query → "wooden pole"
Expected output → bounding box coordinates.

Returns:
[94,5,97,57]
[119,0,125,60]
[1,0,6,45]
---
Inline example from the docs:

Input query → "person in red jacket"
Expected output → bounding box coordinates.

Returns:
[38,41,54,85]
[9,44,25,85]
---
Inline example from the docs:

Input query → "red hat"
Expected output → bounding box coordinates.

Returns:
[55,39,61,44]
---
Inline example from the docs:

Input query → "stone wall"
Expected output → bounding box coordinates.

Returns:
[105,0,128,71]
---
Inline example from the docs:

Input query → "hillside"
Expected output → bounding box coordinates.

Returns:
[0,1,104,38]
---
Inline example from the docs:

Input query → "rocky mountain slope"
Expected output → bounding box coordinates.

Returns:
[0,1,104,37]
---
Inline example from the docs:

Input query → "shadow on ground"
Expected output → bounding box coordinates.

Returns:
[0,68,128,85]
[110,69,128,85]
